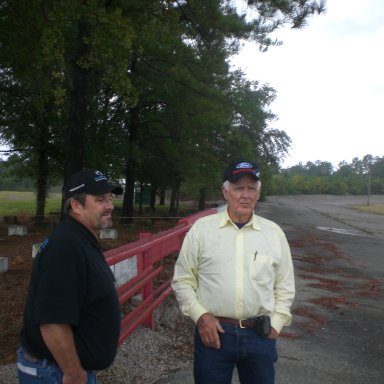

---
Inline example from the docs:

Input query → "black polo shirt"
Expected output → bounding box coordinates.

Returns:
[20,217,120,370]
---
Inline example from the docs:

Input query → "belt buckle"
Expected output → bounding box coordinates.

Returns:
[239,319,247,328]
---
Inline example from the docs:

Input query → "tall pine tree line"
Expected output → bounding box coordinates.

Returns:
[0,0,326,221]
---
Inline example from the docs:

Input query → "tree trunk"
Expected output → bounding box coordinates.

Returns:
[198,188,206,211]
[149,184,157,212]
[138,181,143,215]
[63,20,90,182]
[159,188,166,205]
[35,142,48,226]
[61,20,90,218]
[169,175,181,215]
[122,159,135,224]
[121,99,140,223]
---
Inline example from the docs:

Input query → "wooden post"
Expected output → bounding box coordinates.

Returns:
[139,232,155,329]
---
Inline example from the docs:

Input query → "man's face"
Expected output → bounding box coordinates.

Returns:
[72,193,114,234]
[222,175,261,223]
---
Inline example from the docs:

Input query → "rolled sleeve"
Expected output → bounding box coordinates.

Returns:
[171,227,208,324]
[271,232,295,333]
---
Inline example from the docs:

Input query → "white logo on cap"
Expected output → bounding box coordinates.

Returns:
[236,162,253,169]
[69,184,85,192]
[94,170,107,182]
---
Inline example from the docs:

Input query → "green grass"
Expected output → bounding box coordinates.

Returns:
[1,191,383,217]
[353,204,384,215]
[0,191,125,216]
[0,191,62,215]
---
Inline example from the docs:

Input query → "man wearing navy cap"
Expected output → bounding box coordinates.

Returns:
[172,160,295,384]
[18,169,123,384]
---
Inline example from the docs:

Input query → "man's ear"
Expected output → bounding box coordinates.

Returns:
[256,183,262,200]
[221,185,228,201]
[70,198,83,215]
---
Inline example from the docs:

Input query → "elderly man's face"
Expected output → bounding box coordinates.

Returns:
[222,175,261,223]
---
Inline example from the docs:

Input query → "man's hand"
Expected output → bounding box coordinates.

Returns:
[268,327,279,340]
[62,370,87,384]
[197,313,225,349]
[40,324,87,384]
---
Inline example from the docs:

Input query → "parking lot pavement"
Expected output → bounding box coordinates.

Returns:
[166,195,384,384]
[261,195,384,384]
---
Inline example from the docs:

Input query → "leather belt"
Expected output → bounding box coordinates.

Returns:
[24,351,40,363]
[21,347,55,364]
[216,316,272,337]
[216,316,255,328]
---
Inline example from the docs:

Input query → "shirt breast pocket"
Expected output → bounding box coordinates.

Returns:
[248,254,275,286]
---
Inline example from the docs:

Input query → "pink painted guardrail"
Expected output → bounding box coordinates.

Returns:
[104,208,217,345]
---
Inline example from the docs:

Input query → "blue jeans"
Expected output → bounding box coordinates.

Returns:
[194,323,278,384]
[17,348,97,383]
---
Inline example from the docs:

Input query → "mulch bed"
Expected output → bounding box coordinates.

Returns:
[0,219,177,364]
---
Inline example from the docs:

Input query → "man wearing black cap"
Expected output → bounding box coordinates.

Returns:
[172,161,295,384]
[17,169,123,384]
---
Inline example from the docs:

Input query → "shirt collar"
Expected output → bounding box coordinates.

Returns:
[219,207,261,231]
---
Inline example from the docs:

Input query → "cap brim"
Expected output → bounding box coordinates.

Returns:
[228,173,260,183]
[111,185,123,195]
[87,183,123,196]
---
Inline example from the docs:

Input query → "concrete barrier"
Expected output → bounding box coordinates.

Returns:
[8,225,28,236]
[99,228,118,239]
[32,243,42,258]
[0,257,8,273]
[110,256,137,287]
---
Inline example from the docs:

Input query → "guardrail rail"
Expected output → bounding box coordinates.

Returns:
[104,208,217,345]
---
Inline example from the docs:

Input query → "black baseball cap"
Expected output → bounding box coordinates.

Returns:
[223,161,261,183]
[63,169,123,200]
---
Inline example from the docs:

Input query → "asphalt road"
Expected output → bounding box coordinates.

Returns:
[167,195,384,384]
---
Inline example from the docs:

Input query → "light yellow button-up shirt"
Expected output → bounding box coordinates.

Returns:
[172,208,295,333]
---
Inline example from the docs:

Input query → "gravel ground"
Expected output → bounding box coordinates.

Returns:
[98,296,195,384]
[0,296,196,384]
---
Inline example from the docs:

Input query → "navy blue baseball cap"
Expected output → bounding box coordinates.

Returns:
[223,161,261,183]
[63,169,123,200]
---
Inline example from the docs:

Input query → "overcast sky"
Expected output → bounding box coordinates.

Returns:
[231,0,384,168]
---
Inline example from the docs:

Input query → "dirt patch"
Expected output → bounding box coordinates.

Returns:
[292,306,326,333]
[0,218,177,365]
[299,275,344,292]
[309,296,356,310]
[358,279,382,299]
